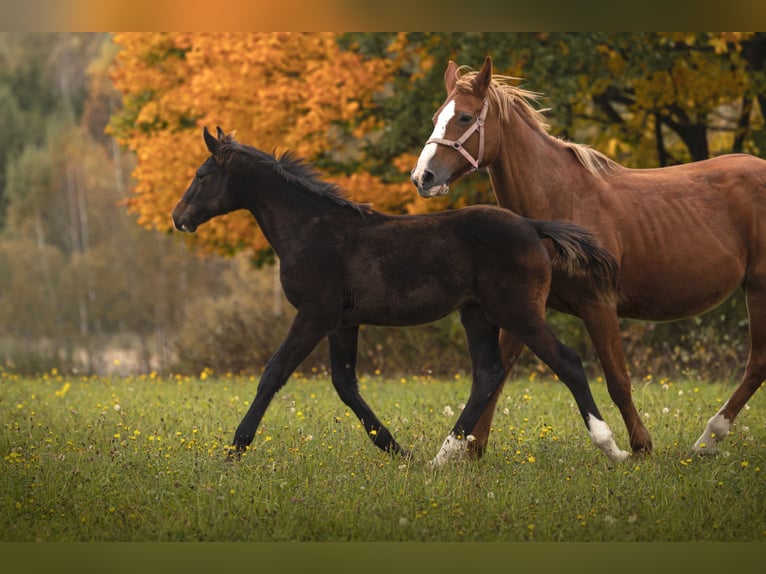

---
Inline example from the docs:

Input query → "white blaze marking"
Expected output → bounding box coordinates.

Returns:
[412,99,456,186]
[587,414,630,463]
[693,409,731,454]
[429,431,474,468]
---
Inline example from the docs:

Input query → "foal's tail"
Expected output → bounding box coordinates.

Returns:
[532,220,620,306]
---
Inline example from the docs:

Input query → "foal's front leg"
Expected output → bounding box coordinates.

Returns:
[328,326,408,457]
[232,308,334,454]
[431,304,505,468]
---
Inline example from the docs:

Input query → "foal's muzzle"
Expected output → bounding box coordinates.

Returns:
[171,210,197,233]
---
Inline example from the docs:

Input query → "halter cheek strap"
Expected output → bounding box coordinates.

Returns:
[426,98,489,172]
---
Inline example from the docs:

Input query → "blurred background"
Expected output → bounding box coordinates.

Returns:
[0,32,763,379]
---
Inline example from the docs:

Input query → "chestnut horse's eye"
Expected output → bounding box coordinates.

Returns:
[457,113,473,125]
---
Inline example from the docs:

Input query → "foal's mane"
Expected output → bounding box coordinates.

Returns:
[455,68,619,177]
[221,134,373,215]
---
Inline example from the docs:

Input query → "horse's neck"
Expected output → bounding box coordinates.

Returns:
[236,171,311,259]
[488,112,588,220]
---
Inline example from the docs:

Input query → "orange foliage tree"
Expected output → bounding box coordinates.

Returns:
[109,33,417,259]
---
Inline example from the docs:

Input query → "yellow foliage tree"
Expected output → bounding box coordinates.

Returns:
[109,32,413,258]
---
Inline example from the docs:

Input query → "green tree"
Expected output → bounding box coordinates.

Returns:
[0,33,235,374]
[349,32,766,175]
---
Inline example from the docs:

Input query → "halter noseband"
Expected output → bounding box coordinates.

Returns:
[426,98,489,172]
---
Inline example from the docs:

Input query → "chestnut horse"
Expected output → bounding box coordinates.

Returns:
[172,127,628,465]
[411,56,766,457]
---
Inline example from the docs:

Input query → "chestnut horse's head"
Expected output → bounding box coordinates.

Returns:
[411,56,497,197]
[172,127,240,233]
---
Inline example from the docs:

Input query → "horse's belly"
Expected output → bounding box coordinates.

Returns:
[617,260,744,321]
[346,279,472,327]
[348,299,464,327]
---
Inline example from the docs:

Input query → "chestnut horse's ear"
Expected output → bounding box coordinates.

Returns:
[203,126,222,158]
[471,56,492,98]
[444,60,459,94]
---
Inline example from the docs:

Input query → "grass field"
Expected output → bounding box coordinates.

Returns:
[1,367,764,541]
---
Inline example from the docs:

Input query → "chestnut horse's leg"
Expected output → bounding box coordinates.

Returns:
[465,329,525,459]
[328,326,408,457]
[694,283,766,454]
[431,303,505,467]
[578,303,653,454]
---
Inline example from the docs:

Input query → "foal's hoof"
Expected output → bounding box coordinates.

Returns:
[429,433,473,469]
[691,441,719,455]
[225,444,246,461]
[609,449,631,464]
[397,449,413,460]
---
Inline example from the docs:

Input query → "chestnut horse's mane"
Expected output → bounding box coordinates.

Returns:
[455,67,619,178]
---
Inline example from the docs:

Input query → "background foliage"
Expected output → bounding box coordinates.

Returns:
[1,32,765,380]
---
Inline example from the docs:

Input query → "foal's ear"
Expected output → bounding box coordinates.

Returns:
[203,126,223,159]
[444,60,459,94]
[471,56,492,98]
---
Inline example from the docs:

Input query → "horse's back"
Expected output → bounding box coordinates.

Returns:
[615,153,766,203]
[600,153,766,319]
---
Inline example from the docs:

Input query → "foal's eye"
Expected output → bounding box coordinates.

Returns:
[457,113,474,125]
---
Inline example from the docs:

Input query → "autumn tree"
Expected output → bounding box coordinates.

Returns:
[106,33,766,377]
[109,32,420,261]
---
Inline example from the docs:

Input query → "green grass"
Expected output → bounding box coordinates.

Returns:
[1,368,764,541]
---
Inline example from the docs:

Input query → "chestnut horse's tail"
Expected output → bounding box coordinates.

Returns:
[532,220,620,306]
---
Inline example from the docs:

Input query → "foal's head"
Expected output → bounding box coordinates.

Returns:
[172,127,240,233]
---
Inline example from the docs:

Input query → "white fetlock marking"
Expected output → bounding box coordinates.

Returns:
[693,411,731,454]
[429,432,473,468]
[587,414,630,463]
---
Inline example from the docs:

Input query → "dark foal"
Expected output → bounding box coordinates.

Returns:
[172,127,628,465]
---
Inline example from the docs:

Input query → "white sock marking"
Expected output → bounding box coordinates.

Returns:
[429,431,474,468]
[587,414,630,463]
[693,410,731,454]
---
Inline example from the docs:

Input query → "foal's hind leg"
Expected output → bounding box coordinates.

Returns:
[694,283,766,454]
[328,326,408,457]
[506,314,629,463]
[465,330,525,459]
[431,303,505,468]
